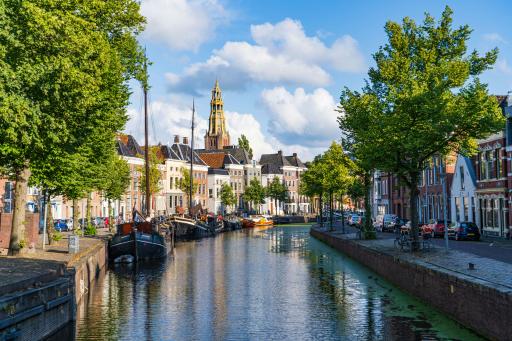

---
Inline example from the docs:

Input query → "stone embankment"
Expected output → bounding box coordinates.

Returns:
[0,232,109,340]
[310,227,512,341]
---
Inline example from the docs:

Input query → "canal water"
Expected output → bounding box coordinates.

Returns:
[63,225,483,340]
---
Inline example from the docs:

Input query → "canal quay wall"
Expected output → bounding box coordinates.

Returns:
[0,234,109,340]
[311,227,512,341]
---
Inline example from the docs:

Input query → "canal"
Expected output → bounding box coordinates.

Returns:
[57,225,483,340]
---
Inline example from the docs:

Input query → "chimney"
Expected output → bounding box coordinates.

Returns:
[292,153,297,157]
[183,136,189,145]
[174,135,180,144]
[278,150,282,155]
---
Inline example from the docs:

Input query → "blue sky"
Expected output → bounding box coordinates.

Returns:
[126,0,512,161]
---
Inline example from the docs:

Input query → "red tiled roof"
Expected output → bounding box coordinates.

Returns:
[198,152,225,169]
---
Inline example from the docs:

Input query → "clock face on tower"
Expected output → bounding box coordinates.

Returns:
[205,80,230,150]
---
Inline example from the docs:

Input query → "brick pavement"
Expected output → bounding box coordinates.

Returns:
[0,229,111,296]
[322,223,512,291]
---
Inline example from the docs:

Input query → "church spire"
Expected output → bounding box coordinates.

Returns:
[205,80,230,150]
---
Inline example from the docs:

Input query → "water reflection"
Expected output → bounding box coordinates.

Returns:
[60,225,482,341]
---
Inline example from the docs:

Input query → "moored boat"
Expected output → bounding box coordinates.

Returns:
[242,215,274,228]
[170,215,214,240]
[109,214,174,262]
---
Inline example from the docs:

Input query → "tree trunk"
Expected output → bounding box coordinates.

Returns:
[363,171,374,238]
[329,191,333,231]
[319,193,324,227]
[9,165,30,255]
[72,199,79,231]
[86,193,91,228]
[408,172,420,251]
[108,199,113,232]
[341,194,345,233]
[46,194,55,245]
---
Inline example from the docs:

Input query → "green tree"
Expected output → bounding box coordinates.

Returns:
[138,148,162,213]
[243,178,266,213]
[338,7,504,249]
[101,156,131,231]
[220,183,236,213]
[238,134,253,160]
[321,142,353,230]
[177,167,199,211]
[299,155,325,225]
[266,176,287,215]
[0,0,145,253]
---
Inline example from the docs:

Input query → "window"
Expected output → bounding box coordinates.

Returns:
[496,149,502,178]
[460,166,465,190]
[209,189,213,198]
[463,196,468,221]
[486,150,494,179]
[455,197,460,222]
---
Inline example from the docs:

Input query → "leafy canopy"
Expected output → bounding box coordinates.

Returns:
[243,178,266,206]
[220,183,236,208]
[237,134,253,160]
[339,6,504,188]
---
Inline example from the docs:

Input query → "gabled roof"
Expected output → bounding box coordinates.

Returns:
[198,152,226,169]
[260,151,291,167]
[285,154,306,168]
[159,145,181,160]
[196,146,254,165]
[170,143,207,166]
[261,163,282,175]
[462,156,477,185]
[223,153,240,165]
[116,134,144,157]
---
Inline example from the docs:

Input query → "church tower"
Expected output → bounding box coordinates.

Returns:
[204,80,230,150]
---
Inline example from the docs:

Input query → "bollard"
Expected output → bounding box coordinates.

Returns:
[68,235,80,254]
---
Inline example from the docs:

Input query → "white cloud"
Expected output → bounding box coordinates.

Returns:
[167,18,366,94]
[261,87,340,148]
[124,96,324,162]
[496,59,512,75]
[125,96,209,147]
[225,111,275,157]
[482,33,508,45]
[141,0,228,51]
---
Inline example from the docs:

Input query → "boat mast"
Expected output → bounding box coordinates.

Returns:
[189,99,195,216]
[143,56,151,218]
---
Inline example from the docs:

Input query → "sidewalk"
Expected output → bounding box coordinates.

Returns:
[317,224,512,290]
[0,230,111,296]
[311,226,512,340]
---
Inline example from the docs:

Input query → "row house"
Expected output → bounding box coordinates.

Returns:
[196,145,263,209]
[116,134,145,220]
[451,155,478,225]
[475,131,508,237]
[159,135,208,214]
[418,153,456,224]
[475,95,511,238]
[261,164,284,215]
[198,152,243,213]
[372,153,456,224]
[260,151,309,214]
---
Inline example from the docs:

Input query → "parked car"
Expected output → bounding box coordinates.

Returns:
[94,217,106,228]
[448,222,481,241]
[53,219,69,232]
[400,221,433,236]
[427,219,452,238]
[348,214,362,226]
[374,214,398,232]
[389,217,408,233]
